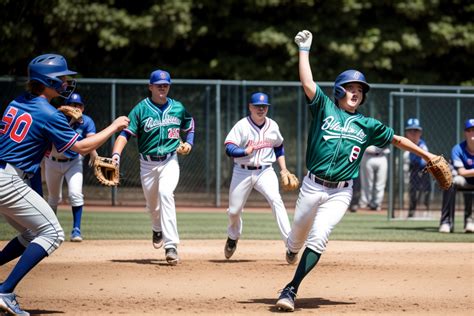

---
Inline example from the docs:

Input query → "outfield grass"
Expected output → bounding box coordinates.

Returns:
[1,210,473,242]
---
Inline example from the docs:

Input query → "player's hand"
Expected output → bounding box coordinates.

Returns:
[113,116,130,131]
[294,30,312,51]
[111,152,121,166]
[245,145,255,156]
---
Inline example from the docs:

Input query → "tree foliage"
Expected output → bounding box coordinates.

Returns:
[0,0,472,84]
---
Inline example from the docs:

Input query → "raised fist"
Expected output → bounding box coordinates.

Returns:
[294,30,313,51]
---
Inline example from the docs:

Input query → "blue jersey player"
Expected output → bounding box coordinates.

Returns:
[0,53,129,315]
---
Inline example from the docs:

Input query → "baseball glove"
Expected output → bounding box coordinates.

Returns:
[58,105,82,122]
[93,156,120,186]
[280,169,300,191]
[423,155,453,190]
[177,141,192,155]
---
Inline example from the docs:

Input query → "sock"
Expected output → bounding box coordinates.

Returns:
[72,205,83,229]
[0,237,26,266]
[0,243,47,293]
[287,247,321,293]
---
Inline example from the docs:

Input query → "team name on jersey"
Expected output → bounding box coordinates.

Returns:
[247,139,273,150]
[321,116,367,144]
[144,116,181,132]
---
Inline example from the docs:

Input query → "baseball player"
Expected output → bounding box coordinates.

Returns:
[112,69,194,266]
[0,53,129,315]
[223,92,295,260]
[359,145,390,211]
[44,93,98,242]
[275,30,442,312]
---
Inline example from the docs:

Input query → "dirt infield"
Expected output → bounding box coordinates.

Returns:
[1,240,472,315]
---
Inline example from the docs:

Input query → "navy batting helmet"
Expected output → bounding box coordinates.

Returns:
[333,69,370,105]
[28,53,77,97]
[66,93,84,105]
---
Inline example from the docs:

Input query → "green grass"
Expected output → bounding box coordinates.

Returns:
[1,210,473,242]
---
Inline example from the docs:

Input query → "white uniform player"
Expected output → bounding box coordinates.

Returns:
[223,92,293,260]
[359,145,389,210]
[44,93,98,242]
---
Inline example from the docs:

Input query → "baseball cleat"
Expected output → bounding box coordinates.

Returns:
[165,248,179,265]
[224,237,238,259]
[152,230,163,249]
[70,228,83,242]
[0,292,30,315]
[439,223,451,233]
[285,249,298,264]
[276,285,297,312]
[464,222,474,233]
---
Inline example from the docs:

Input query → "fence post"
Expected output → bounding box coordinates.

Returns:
[111,81,117,206]
[215,81,222,207]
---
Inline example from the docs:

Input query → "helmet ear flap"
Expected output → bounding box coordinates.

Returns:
[333,85,346,100]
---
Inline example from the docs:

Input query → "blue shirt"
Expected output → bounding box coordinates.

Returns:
[0,93,79,174]
[452,141,474,185]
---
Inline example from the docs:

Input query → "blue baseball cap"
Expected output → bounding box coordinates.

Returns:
[405,118,422,130]
[149,69,171,85]
[66,93,84,105]
[250,92,270,106]
[465,118,474,130]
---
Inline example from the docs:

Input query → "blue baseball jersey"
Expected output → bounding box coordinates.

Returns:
[452,141,474,185]
[62,114,96,159]
[0,93,79,174]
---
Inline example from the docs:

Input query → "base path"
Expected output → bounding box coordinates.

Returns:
[1,240,471,315]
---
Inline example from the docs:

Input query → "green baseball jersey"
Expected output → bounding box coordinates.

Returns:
[306,85,394,181]
[126,97,194,156]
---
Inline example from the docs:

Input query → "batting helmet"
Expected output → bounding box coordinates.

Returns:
[66,93,84,106]
[333,69,370,105]
[28,53,77,97]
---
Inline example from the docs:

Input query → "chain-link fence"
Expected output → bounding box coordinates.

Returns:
[1,78,473,211]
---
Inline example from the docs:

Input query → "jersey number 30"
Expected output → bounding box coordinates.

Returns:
[0,107,32,143]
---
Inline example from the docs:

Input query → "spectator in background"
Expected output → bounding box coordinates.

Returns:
[404,118,431,218]
[359,145,390,210]
[439,118,474,233]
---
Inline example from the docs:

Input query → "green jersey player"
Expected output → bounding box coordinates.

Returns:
[112,69,194,265]
[275,30,441,312]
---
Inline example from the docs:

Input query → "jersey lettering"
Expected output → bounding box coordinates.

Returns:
[167,128,180,139]
[0,107,33,143]
[349,146,361,162]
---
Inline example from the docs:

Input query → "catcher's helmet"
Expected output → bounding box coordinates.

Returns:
[333,69,370,105]
[66,93,84,105]
[28,53,77,97]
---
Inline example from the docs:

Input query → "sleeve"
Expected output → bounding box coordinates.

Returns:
[307,85,333,117]
[181,109,194,132]
[451,144,464,169]
[84,116,96,136]
[274,144,285,158]
[43,111,80,153]
[369,118,394,148]
[226,143,247,157]
[274,121,284,147]
[224,121,244,147]
[125,106,140,136]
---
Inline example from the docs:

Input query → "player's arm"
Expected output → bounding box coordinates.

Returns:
[392,134,436,162]
[225,143,254,157]
[111,132,131,165]
[71,116,129,155]
[274,144,288,171]
[456,167,474,178]
[295,30,316,100]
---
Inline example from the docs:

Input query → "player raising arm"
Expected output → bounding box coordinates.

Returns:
[0,53,128,315]
[275,30,451,312]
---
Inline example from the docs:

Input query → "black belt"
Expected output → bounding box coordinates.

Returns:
[50,156,74,162]
[308,173,349,189]
[367,152,382,156]
[239,164,271,170]
[0,161,5,169]
[142,152,174,162]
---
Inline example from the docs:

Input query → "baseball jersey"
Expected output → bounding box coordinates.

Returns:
[124,97,194,156]
[224,116,284,166]
[409,139,428,170]
[0,93,80,174]
[49,114,96,159]
[306,85,394,181]
[452,141,474,185]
